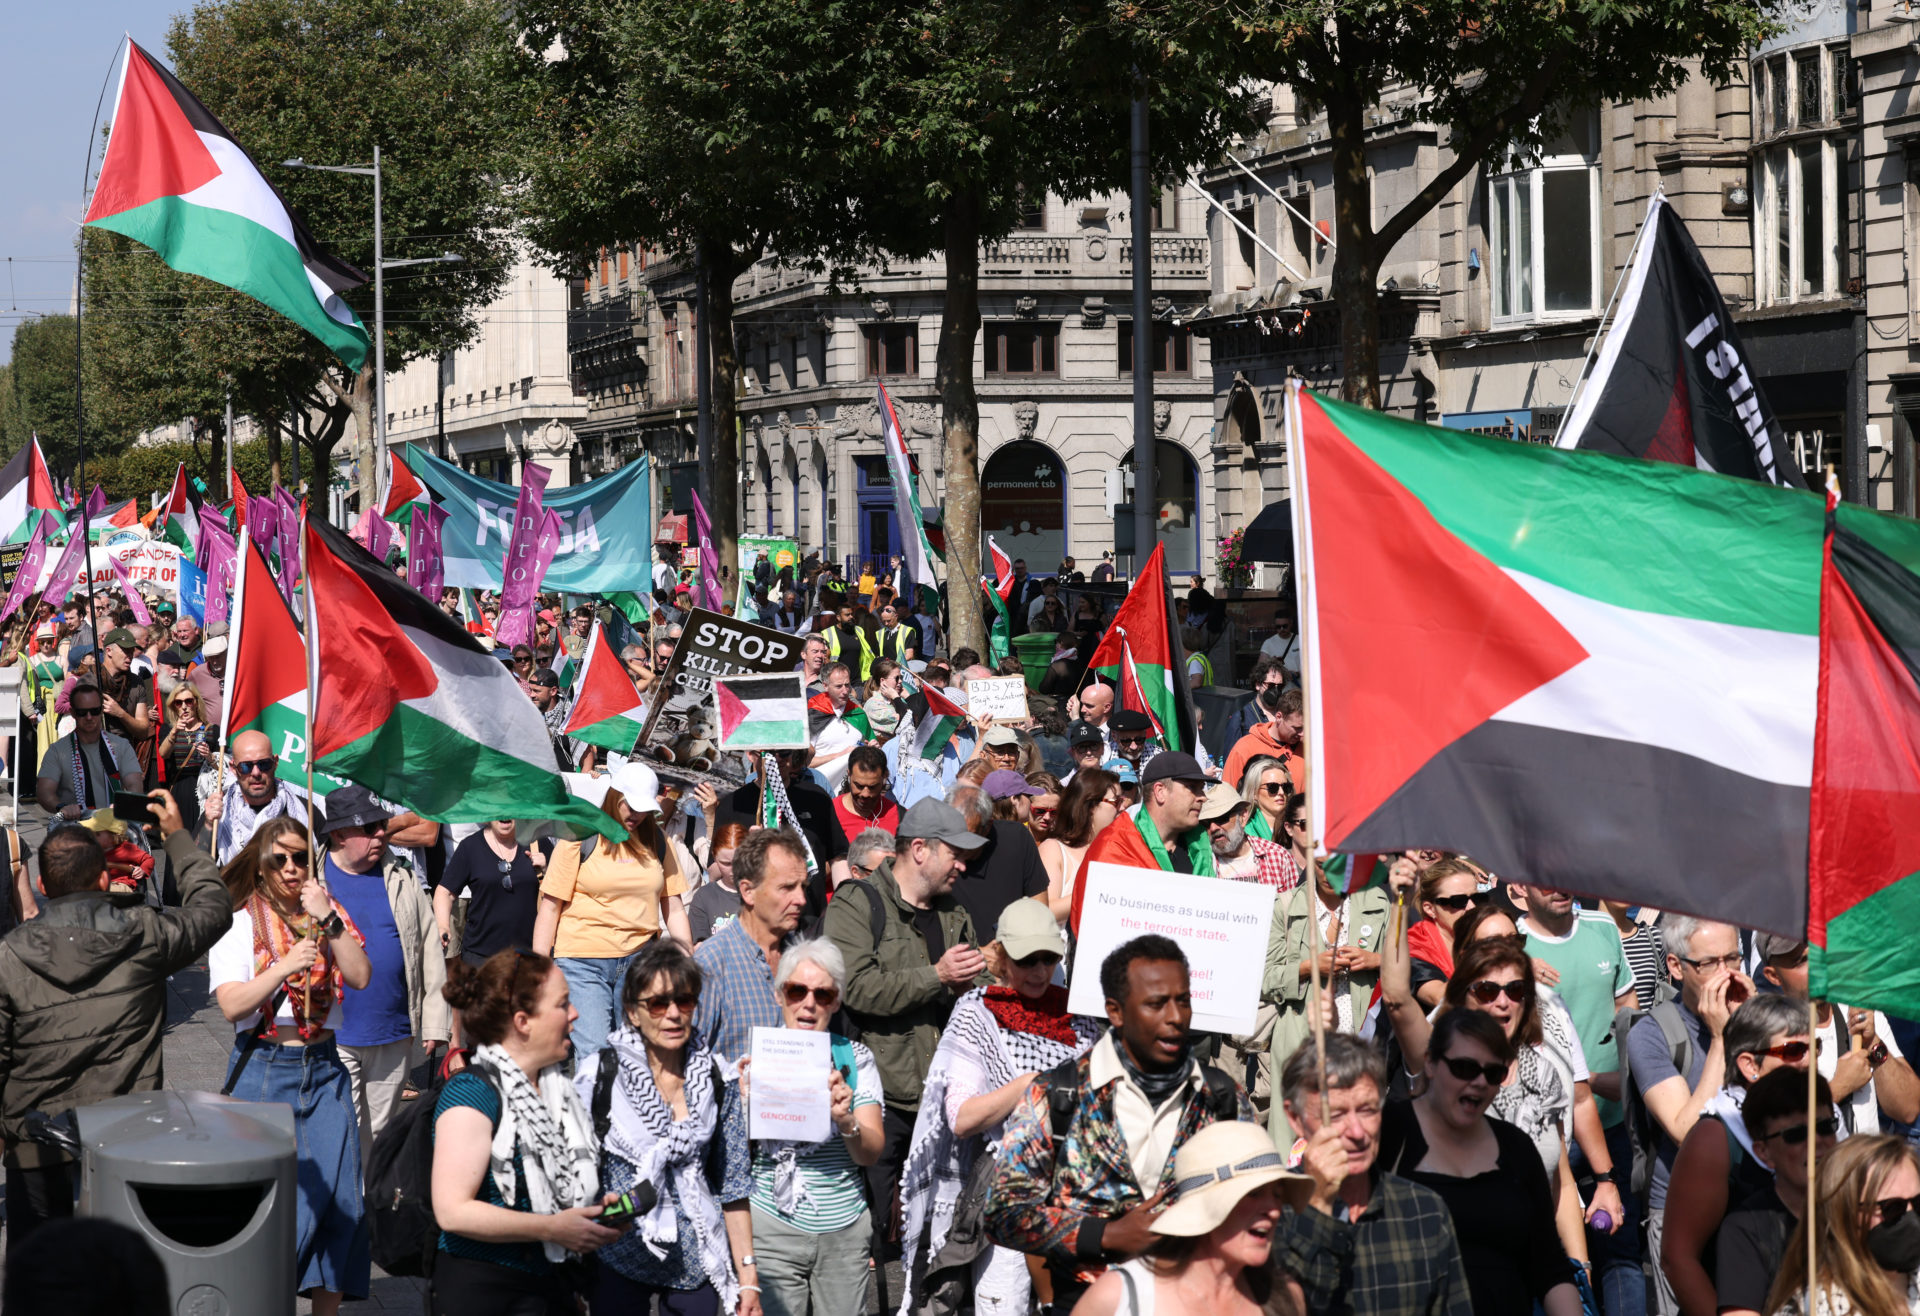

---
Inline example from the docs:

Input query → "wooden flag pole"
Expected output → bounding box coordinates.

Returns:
[1806,994,1819,1316]
[1298,657,1329,1107]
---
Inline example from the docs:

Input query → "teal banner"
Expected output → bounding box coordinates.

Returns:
[399,445,655,595]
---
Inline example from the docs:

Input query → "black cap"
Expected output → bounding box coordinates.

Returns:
[1066,719,1105,746]
[1110,709,1153,734]
[319,785,395,835]
[1139,751,1208,786]
[531,668,561,688]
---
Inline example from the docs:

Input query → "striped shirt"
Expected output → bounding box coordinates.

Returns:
[749,1040,882,1232]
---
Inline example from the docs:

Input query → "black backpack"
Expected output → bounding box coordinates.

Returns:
[1616,984,1691,1197]
[367,1067,488,1278]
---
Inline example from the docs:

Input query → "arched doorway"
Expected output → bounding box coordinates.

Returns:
[1121,440,1201,575]
[981,440,1067,571]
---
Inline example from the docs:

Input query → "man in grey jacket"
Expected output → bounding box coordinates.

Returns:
[0,790,230,1241]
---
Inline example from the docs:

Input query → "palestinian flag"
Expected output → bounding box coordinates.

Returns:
[83,43,371,370]
[1809,496,1920,1015]
[809,692,871,740]
[230,470,250,532]
[383,448,429,522]
[159,464,200,554]
[105,498,140,530]
[304,514,619,838]
[715,674,810,751]
[907,683,970,761]
[563,621,647,753]
[220,527,349,798]
[0,437,60,544]
[983,534,1014,665]
[1288,382,1826,937]
[878,381,941,615]
[1086,542,1195,753]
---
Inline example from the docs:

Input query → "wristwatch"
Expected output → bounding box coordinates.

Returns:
[739,1253,757,1268]
[318,911,346,939]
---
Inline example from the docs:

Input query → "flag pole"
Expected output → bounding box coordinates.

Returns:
[300,513,317,1025]
[1806,993,1818,1316]
[1561,187,1663,433]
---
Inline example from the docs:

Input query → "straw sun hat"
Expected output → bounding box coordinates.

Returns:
[1151,1120,1305,1237]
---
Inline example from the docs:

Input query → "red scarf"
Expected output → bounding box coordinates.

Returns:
[246,891,362,1041]
[1408,918,1455,978]
[982,984,1079,1045]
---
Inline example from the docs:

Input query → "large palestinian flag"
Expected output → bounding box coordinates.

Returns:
[564,620,647,753]
[0,438,60,544]
[221,528,349,798]
[159,464,201,555]
[878,380,940,614]
[383,448,429,522]
[1085,542,1196,754]
[304,515,620,837]
[1288,383,1825,937]
[1808,497,1920,1015]
[83,42,371,371]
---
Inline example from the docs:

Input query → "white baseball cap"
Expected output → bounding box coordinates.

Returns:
[607,761,662,814]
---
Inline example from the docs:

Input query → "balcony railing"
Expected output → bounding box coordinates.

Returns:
[733,233,1210,301]
[567,297,645,390]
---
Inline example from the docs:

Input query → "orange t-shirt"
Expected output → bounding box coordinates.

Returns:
[540,835,687,958]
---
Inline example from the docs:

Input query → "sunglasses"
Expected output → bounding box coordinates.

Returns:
[1440,1054,1511,1085]
[1877,1194,1920,1223]
[1116,735,1150,747]
[497,858,516,891]
[1429,892,1487,913]
[1758,1039,1824,1063]
[1014,951,1063,970]
[1030,806,1058,819]
[235,758,277,776]
[1757,1117,1838,1147]
[72,706,103,718]
[1466,979,1532,1005]
[263,849,311,872]
[1259,782,1286,796]
[636,991,699,1017]
[782,983,841,1008]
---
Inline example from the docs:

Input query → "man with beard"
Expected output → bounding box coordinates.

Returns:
[198,729,313,864]
[985,935,1252,1312]
[1223,679,1304,789]
[1202,783,1300,890]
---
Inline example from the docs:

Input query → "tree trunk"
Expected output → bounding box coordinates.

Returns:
[1327,90,1384,409]
[349,361,378,514]
[702,242,742,605]
[937,190,986,657]
[268,416,284,490]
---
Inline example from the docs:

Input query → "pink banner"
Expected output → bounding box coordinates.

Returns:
[108,553,154,627]
[200,525,238,628]
[492,463,555,647]
[83,485,107,521]
[407,501,449,598]
[366,509,394,563]
[249,495,280,558]
[692,489,721,611]
[0,517,50,624]
[40,531,89,610]
[273,493,302,611]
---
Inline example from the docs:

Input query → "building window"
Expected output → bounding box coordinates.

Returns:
[1150,187,1178,231]
[1488,108,1599,321]
[1770,56,1789,134]
[984,322,1059,375]
[863,324,918,377]
[1796,51,1822,126]
[1118,321,1193,375]
[1833,49,1855,118]
[1015,189,1046,230]
[1757,139,1841,303]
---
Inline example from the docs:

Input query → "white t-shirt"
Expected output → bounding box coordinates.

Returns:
[1261,631,1301,672]
[208,910,344,1034]
[1818,1008,1906,1137]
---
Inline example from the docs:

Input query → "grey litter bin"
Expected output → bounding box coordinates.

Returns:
[76,1089,298,1316]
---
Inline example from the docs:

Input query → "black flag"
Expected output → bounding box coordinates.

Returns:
[1556,193,1806,488]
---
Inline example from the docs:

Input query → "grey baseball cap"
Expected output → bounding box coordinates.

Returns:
[896,799,988,852]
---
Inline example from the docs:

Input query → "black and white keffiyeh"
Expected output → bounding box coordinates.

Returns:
[761,754,819,877]
[211,777,310,865]
[468,1044,601,1263]
[602,1027,740,1312]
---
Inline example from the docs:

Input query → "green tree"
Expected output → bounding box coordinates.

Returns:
[5,316,107,476]
[83,0,515,510]
[1210,0,1775,407]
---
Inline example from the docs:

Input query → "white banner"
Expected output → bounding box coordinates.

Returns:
[747,1026,832,1143]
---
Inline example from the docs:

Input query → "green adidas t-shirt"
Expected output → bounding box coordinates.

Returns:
[1524,911,1635,1128]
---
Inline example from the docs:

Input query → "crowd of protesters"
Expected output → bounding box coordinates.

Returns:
[1,552,1919,1316]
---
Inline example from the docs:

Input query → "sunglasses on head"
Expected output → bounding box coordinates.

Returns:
[1757,1117,1838,1147]
[1440,1054,1510,1085]
[782,983,841,1008]
[636,991,699,1018]
[235,758,276,776]
[263,848,310,872]
[1429,892,1487,913]
[1466,979,1532,1005]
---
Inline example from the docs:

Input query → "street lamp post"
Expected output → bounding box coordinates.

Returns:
[283,149,460,500]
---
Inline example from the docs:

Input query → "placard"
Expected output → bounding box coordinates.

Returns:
[1066,861,1276,1035]
[636,607,804,771]
[965,676,1029,722]
[747,1026,832,1143]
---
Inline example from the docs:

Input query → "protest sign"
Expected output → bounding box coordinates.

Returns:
[176,560,207,622]
[965,676,1029,722]
[737,535,800,613]
[747,1027,832,1143]
[637,608,802,769]
[1066,862,1275,1034]
[86,542,182,595]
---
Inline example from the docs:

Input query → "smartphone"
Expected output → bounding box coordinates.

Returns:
[598,1182,657,1229]
[112,791,156,824]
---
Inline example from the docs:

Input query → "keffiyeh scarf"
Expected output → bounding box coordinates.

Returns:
[246,892,362,1041]
[469,1044,601,1263]
[69,732,122,811]
[214,779,310,865]
[760,754,819,877]
[603,1028,739,1312]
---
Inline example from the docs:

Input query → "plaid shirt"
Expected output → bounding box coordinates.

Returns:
[1275,1173,1473,1316]
[692,917,786,1064]
[1219,837,1302,891]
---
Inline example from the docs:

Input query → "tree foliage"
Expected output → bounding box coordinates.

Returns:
[4,317,106,476]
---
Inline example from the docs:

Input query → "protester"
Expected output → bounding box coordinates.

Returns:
[185,624,227,724]
[35,682,143,824]
[738,938,885,1316]
[1076,682,1116,754]
[823,798,987,1262]
[692,829,811,1065]
[1764,1135,1920,1316]
[1107,709,1157,772]
[94,628,153,744]
[835,744,900,842]
[210,817,374,1315]
[1063,719,1107,782]
[1275,1033,1473,1316]
[1024,772,1061,843]
[154,683,212,830]
[1406,857,1490,1007]
[1221,686,1303,790]
[689,822,749,945]
[1608,902,1670,1009]
[1037,766,1119,923]
[1234,753,1291,844]
[529,669,576,771]
[808,662,867,791]
[1714,1069,1838,1316]
[1074,1119,1301,1316]
[1202,783,1299,888]
[716,749,848,918]
[947,783,1050,941]
[435,819,545,966]
[899,899,1100,1316]
[1068,752,1213,934]
[200,728,315,865]
[430,950,615,1315]
[983,934,1253,1311]
[884,686,979,809]
[863,658,909,739]
[1219,656,1291,748]
[320,784,450,1156]
[581,940,760,1315]
[0,792,224,1239]
[1755,933,1920,1135]
[535,762,693,1064]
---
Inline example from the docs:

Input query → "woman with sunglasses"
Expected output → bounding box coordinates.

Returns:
[1376,1009,1582,1316]
[209,817,373,1316]
[1036,767,1120,923]
[1406,856,1491,1009]
[582,941,759,1316]
[733,939,884,1316]
[1234,755,1290,843]
[430,950,618,1315]
[1661,993,1823,1316]
[1766,1134,1920,1316]
[1024,773,1061,844]
[899,900,1101,1316]
[436,820,547,968]
[156,685,212,833]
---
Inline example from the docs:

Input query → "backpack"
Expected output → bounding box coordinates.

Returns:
[1616,983,1691,1198]
[367,1067,493,1278]
[912,1054,1240,1316]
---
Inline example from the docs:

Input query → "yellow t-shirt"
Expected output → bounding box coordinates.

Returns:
[858,573,878,599]
[541,836,687,959]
